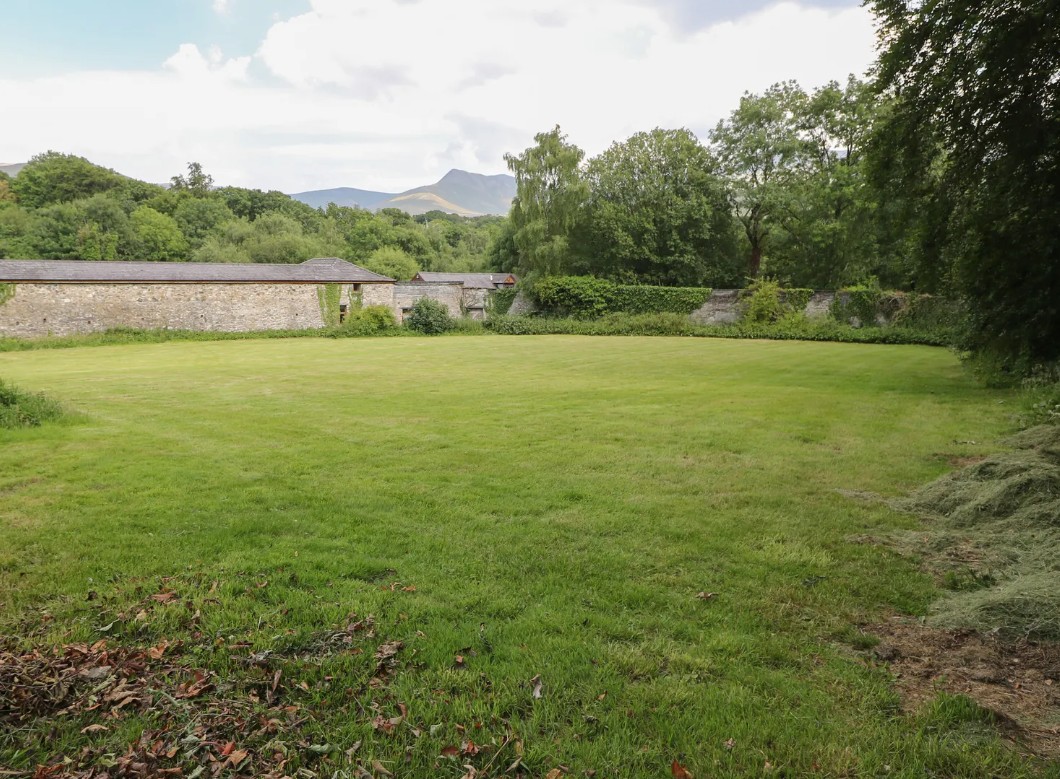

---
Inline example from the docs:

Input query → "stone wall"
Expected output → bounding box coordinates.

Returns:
[691,289,838,325]
[0,282,334,338]
[392,283,463,322]
[361,282,395,311]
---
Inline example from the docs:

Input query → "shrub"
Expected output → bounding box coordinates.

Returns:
[831,278,883,327]
[333,305,397,337]
[0,379,65,429]
[531,276,711,318]
[607,285,712,315]
[532,276,617,318]
[404,297,454,334]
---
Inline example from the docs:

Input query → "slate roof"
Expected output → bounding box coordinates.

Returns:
[0,257,393,284]
[412,272,517,289]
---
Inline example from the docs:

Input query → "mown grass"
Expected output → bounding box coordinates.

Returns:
[0,336,1053,777]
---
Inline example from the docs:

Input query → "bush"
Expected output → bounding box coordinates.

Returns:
[831,278,883,327]
[404,297,454,334]
[332,305,397,337]
[0,379,65,429]
[740,278,811,324]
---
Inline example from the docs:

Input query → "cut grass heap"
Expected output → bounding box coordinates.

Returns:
[902,425,1060,640]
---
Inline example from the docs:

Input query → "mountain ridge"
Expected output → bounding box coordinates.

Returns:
[290,169,515,216]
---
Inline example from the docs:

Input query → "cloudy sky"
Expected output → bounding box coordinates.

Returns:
[0,0,877,193]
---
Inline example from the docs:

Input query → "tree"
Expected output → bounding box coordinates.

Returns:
[363,246,419,280]
[12,152,123,209]
[577,128,741,286]
[871,0,1060,370]
[710,83,810,279]
[174,197,236,249]
[130,206,188,261]
[504,126,589,277]
[767,77,880,288]
[170,162,214,196]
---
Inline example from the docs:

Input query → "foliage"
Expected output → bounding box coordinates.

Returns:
[576,128,742,286]
[0,284,13,307]
[331,305,398,337]
[11,151,123,209]
[486,313,953,346]
[129,206,188,261]
[403,296,453,334]
[488,287,518,316]
[532,276,616,318]
[363,246,418,280]
[170,162,214,196]
[504,126,589,277]
[870,0,1060,373]
[0,378,64,428]
[741,278,787,324]
[317,284,342,327]
[830,279,883,327]
[531,276,711,318]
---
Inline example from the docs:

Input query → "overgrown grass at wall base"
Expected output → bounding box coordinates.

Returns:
[0,378,64,428]
[531,276,711,317]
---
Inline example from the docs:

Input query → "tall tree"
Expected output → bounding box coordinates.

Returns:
[577,128,741,286]
[504,126,589,277]
[871,0,1060,370]
[710,82,809,279]
[12,152,123,209]
[170,162,215,196]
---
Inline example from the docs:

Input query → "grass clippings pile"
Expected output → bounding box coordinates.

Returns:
[900,424,1060,640]
[0,378,64,429]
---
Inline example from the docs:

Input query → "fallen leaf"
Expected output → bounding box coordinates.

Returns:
[545,770,564,779]
[441,746,460,758]
[724,738,735,751]
[220,742,235,757]
[151,591,178,604]
[671,761,694,779]
[80,724,109,734]
[695,592,717,601]
[455,654,466,667]
[227,749,249,767]
[372,760,393,777]
[461,739,480,756]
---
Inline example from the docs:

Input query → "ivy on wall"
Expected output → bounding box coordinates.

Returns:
[531,276,712,318]
[317,284,342,327]
[0,283,14,307]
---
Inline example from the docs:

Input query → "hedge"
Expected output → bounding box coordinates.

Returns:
[530,276,711,318]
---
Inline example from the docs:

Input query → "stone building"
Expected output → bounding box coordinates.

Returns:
[409,272,517,320]
[0,257,393,338]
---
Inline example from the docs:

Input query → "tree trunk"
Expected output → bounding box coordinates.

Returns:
[749,244,763,278]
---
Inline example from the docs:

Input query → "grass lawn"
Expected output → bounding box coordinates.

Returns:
[0,336,1052,778]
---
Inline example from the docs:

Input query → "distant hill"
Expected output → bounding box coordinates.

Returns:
[291,169,515,217]
[0,163,25,177]
[287,186,394,211]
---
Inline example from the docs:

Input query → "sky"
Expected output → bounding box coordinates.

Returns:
[0,0,878,194]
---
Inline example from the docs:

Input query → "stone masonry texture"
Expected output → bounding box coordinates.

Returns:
[0,283,329,338]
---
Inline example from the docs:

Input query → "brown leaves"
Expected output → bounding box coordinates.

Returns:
[373,640,404,681]
[695,592,717,601]
[671,760,694,779]
[150,591,178,605]
[441,745,461,758]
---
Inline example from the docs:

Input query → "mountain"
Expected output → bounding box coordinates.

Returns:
[287,186,394,211]
[290,169,515,217]
[0,163,25,177]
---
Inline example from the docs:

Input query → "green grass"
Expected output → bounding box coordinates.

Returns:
[0,336,1053,777]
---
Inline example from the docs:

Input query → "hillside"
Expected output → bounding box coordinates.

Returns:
[0,163,25,177]
[290,169,515,216]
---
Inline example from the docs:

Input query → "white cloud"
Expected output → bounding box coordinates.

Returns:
[0,1,877,193]
[212,0,231,15]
